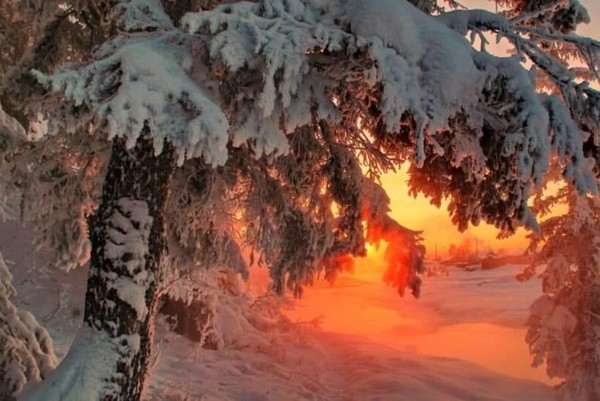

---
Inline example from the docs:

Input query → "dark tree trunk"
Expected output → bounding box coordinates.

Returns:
[83,132,175,401]
[23,132,176,401]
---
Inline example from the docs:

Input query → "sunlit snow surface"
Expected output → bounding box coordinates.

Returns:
[145,264,555,401]
[287,263,555,385]
[2,223,555,400]
[147,331,553,401]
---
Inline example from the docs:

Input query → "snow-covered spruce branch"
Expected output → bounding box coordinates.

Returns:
[510,26,600,81]
[507,0,574,25]
[512,25,600,52]
[32,32,230,167]
[30,0,597,273]
[439,9,598,87]
[438,7,599,146]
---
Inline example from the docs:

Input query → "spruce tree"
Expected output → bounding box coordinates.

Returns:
[0,1,597,400]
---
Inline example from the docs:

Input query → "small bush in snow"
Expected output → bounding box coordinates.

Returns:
[0,252,56,400]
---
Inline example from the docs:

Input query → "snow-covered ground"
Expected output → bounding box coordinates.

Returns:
[2,223,556,400]
[146,330,553,401]
[145,261,556,401]
[287,259,555,385]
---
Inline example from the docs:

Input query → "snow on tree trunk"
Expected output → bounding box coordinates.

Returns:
[23,132,175,401]
[8,0,600,398]
[0,252,56,401]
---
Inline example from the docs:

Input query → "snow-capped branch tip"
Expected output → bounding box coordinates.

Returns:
[30,35,230,167]
[438,7,599,89]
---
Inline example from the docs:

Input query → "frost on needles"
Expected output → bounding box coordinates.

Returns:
[1,1,598,401]
[34,0,597,234]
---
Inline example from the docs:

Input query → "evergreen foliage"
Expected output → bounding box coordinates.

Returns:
[0,0,598,400]
[0,252,56,401]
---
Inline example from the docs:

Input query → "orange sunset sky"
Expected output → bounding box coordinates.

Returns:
[381,0,600,256]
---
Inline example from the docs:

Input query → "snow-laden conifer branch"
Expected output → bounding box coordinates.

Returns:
[32,32,229,166]
[20,0,597,294]
[0,252,56,401]
[439,8,599,106]
[183,0,353,157]
[439,5,598,186]
[23,0,596,295]
[181,0,596,238]
[506,0,586,26]
[439,7,599,88]
[513,25,600,51]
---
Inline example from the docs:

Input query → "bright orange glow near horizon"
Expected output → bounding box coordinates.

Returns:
[380,168,530,257]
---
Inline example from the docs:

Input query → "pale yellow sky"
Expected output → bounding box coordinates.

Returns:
[579,0,600,38]
[383,1,599,257]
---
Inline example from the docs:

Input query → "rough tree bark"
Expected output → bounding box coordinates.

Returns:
[23,131,176,401]
[83,131,175,400]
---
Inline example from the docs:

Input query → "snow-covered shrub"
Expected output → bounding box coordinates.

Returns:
[1,100,109,271]
[159,267,294,351]
[0,252,56,400]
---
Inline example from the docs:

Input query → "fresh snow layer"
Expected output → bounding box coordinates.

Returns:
[105,198,153,320]
[3,222,556,400]
[287,262,556,385]
[148,263,556,401]
[146,329,554,401]
[20,327,124,401]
